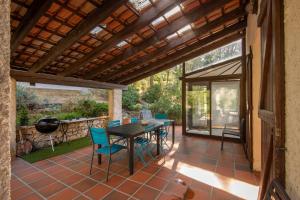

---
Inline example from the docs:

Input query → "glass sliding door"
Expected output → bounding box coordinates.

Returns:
[186,82,210,135]
[211,81,240,137]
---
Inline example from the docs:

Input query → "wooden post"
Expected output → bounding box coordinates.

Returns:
[240,36,247,127]
[182,63,186,135]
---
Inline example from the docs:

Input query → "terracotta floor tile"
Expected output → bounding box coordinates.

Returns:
[29,176,56,190]
[74,195,91,200]
[102,190,130,200]
[11,186,33,200]
[60,173,85,186]
[90,170,106,181]
[117,180,142,195]
[10,177,25,190]
[33,159,56,169]
[164,182,188,199]
[157,192,181,200]
[146,176,168,190]
[20,171,47,184]
[141,164,160,174]
[216,166,234,177]
[51,168,75,180]
[187,186,211,200]
[155,168,176,180]
[38,181,66,198]
[84,183,111,200]
[103,174,126,188]
[14,167,37,177]
[21,193,43,200]
[11,126,259,200]
[129,171,152,183]
[49,188,79,200]
[211,188,243,200]
[134,185,160,200]
[72,178,98,192]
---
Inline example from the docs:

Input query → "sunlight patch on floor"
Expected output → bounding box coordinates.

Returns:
[175,162,259,200]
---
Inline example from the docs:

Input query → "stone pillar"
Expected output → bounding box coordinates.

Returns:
[10,78,17,158]
[0,0,11,199]
[108,89,122,121]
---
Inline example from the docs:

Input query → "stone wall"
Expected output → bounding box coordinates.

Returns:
[17,117,108,150]
[284,0,300,198]
[0,0,11,199]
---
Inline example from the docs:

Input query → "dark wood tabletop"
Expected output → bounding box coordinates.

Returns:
[106,123,162,138]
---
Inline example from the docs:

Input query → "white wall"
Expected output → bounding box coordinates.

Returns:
[284,0,300,198]
[246,12,262,172]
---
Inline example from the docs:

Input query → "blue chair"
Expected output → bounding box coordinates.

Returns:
[160,121,171,150]
[155,113,168,119]
[131,117,139,124]
[134,124,155,166]
[89,127,126,182]
[108,120,121,128]
[108,120,127,145]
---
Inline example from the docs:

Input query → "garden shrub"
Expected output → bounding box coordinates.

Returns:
[122,85,140,110]
[18,105,29,126]
[75,99,108,117]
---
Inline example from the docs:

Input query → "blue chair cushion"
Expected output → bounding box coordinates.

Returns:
[160,130,168,137]
[96,144,126,155]
[135,137,150,145]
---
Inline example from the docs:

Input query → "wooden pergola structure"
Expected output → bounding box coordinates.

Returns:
[10,0,248,88]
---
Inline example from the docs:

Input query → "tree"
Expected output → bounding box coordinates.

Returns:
[142,84,161,104]
[16,84,38,110]
[122,85,140,110]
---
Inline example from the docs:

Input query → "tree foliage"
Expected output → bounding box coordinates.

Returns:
[75,99,108,117]
[16,85,38,110]
[122,85,140,110]
[142,84,161,104]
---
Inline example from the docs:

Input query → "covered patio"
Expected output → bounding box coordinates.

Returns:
[11,127,259,200]
[1,0,299,199]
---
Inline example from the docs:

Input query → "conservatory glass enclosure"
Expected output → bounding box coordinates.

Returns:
[181,40,246,140]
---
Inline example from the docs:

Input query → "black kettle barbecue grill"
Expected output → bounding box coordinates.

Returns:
[35,117,60,151]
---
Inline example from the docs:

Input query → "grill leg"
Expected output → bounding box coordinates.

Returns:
[49,135,55,152]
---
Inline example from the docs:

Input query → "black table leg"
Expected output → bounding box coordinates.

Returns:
[172,121,175,144]
[129,137,134,175]
[157,130,160,156]
[97,144,101,164]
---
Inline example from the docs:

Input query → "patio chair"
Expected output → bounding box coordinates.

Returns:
[134,123,155,166]
[221,118,246,151]
[264,178,290,200]
[131,117,139,124]
[108,119,127,146]
[88,127,127,182]
[155,113,168,119]
[108,120,121,128]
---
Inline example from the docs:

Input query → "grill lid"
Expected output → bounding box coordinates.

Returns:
[35,117,60,134]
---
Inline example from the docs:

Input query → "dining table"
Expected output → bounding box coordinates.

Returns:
[100,119,175,175]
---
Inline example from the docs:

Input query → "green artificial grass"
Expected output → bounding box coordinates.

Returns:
[21,137,91,163]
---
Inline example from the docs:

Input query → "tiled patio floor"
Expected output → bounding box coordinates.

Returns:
[11,127,259,200]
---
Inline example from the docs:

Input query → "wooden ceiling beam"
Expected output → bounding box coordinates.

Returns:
[84,0,233,79]
[120,32,244,84]
[11,0,55,52]
[28,0,127,73]
[104,11,246,82]
[10,70,127,89]
[60,0,179,76]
